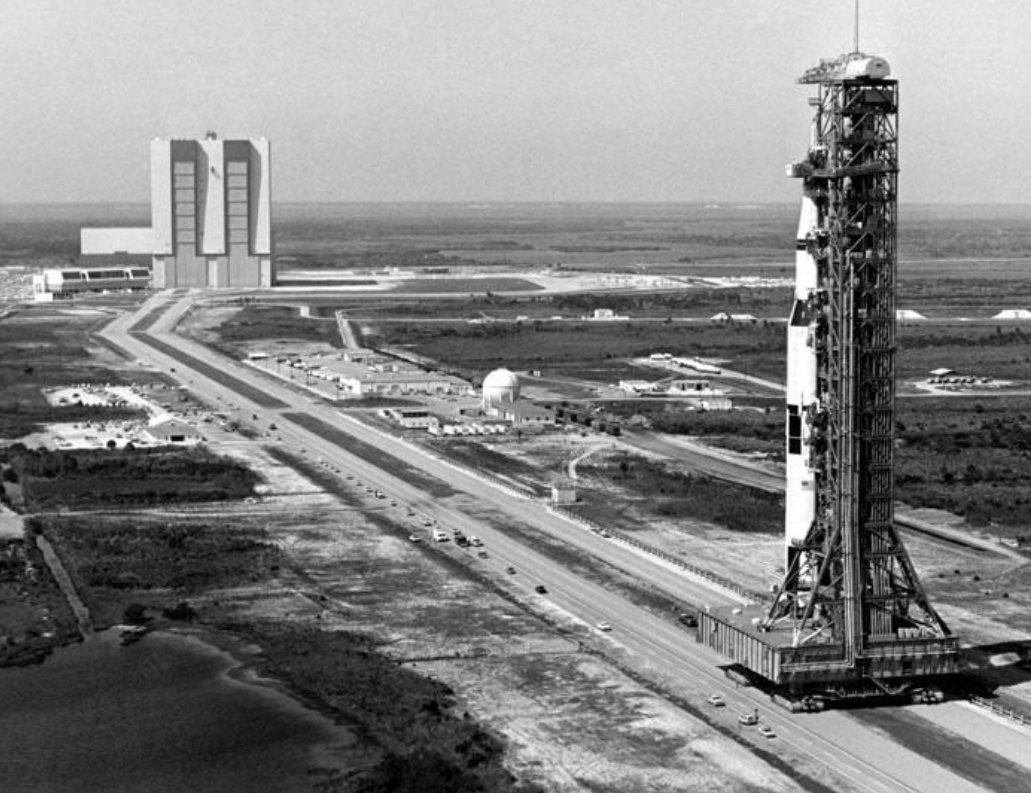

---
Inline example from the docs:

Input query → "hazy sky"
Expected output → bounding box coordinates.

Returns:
[3,1,1029,204]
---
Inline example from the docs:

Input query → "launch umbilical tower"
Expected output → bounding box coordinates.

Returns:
[698,52,959,705]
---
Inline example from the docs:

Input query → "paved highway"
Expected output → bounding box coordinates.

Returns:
[101,291,1029,793]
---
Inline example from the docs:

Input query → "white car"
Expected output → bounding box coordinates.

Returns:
[758,725,776,739]
[707,693,725,707]
[595,621,613,632]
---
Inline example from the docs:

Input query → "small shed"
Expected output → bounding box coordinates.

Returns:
[551,480,577,505]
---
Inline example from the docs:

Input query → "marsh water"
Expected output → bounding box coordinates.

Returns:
[0,630,355,792]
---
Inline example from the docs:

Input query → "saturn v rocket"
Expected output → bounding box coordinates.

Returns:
[784,191,820,572]
[782,99,832,577]
[782,53,893,576]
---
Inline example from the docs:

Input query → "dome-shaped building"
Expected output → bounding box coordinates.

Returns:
[481,367,520,409]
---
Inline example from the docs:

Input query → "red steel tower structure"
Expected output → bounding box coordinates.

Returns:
[698,53,959,707]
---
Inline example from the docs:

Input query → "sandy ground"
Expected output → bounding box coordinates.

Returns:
[0,504,23,539]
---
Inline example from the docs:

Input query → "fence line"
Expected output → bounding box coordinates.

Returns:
[969,696,1031,729]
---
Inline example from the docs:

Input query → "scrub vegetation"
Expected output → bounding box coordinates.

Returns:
[223,622,544,793]
[206,303,344,352]
[602,400,784,460]
[4,446,258,510]
[38,514,280,627]
[575,454,783,534]
[895,398,1031,532]
[0,534,80,667]
[374,319,787,382]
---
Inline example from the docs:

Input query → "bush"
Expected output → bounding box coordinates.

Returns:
[123,603,149,625]
[162,601,197,621]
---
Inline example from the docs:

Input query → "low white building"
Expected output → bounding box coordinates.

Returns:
[146,419,202,444]
[619,380,660,394]
[337,370,471,397]
[551,480,577,505]
[695,397,733,411]
[710,312,757,323]
[32,266,151,300]
[386,408,439,429]
[590,308,629,321]
[494,402,555,426]
[668,379,726,397]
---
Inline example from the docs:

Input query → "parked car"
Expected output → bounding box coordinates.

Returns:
[469,536,483,547]
[432,529,449,543]
[408,534,421,543]
[678,612,698,628]
[478,551,489,559]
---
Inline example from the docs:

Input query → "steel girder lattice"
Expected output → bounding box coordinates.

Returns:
[766,77,953,668]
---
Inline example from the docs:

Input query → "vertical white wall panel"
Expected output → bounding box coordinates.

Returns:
[252,138,272,255]
[150,139,173,254]
[198,138,226,255]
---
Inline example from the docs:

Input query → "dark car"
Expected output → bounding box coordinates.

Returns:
[678,612,698,628]
[534,585,548,594]
[506,566,517,575]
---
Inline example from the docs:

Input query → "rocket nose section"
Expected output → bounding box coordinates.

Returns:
[796,195,818,241]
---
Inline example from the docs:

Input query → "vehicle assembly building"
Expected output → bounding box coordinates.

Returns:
[78,133,274,290]
[699,51,959,707]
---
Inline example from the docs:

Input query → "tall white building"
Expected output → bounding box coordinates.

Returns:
[80,133,274,289]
